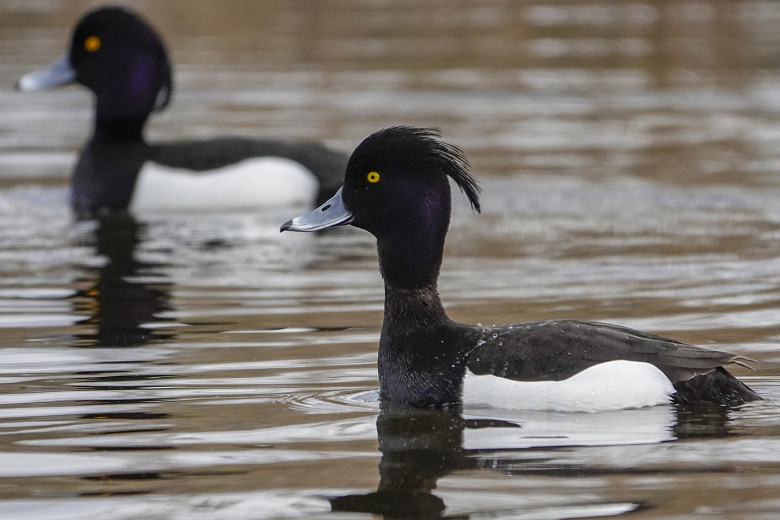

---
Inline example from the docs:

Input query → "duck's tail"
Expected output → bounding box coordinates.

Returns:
[673,366,762,405]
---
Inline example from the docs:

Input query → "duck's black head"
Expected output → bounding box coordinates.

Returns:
[282,127,480,235]
[342,126,481,238]
[17,6,172,125]
[282,126,481,288]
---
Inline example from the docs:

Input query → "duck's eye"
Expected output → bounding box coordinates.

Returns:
[84,36,101,52]
[367,171,380,184]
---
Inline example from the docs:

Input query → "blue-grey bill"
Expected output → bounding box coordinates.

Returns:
[281,187,354,232]
[16,54,76,91]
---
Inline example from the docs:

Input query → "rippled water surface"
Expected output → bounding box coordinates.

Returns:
[1,1,780,518]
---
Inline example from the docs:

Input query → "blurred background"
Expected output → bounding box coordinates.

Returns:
[1,1,780,519]
[6,0,780,184]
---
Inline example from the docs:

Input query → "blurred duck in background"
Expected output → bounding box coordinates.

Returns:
[17,6,346,218]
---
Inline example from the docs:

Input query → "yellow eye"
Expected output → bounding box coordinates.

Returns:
[367,171,380,184]
[84,36,101,52]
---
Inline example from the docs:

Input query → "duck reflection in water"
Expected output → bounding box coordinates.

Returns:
[331,401,735,519]
[331,403,469,519]
[73,215,174,347]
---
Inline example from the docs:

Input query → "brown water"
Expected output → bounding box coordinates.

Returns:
[1,1,780,518]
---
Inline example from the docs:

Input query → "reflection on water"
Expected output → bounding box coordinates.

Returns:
[0,1,780,519]
[332,406,465,519]
[331,402,740,520]
[72,216,174,347]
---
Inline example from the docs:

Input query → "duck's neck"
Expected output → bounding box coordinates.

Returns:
[375,209,448,292]
[377,225,450,324]
[375,205,454,335]
[377,232,474,408]
[93,116,147,142]
[72,115,149,217]
[94,92,150,141]
[383,282,448,332]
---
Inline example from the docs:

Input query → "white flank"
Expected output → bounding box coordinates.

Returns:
[463,360,675,413]
[130,157,319,212]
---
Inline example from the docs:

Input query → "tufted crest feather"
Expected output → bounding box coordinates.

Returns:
[361,126,481,212]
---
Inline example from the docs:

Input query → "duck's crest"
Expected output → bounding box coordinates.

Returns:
[364,126,481,212]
